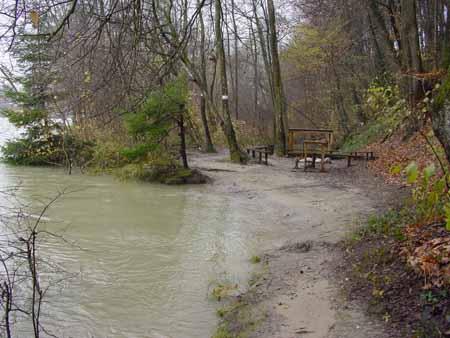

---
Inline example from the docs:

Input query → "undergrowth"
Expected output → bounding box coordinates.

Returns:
[340,81,409,153]
[344,161,450,337]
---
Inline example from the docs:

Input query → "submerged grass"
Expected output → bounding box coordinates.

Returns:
[211,262,269,338]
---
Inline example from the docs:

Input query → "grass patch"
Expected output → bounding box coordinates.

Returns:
[212,299,266,338]
[250,255,261,264]
[211,283,238,302]
[212,264,269,338]
[347,209,406,245]
[212,325,234,338]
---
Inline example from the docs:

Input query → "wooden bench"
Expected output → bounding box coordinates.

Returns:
[345,151,376,167]
[288,128,334,172]
[246,145,273,165]
[322,151,377,167]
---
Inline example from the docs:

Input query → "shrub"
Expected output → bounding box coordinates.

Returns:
[340,81,409,152]
[404,162,449,228]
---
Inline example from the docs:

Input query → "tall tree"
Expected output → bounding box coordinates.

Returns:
[198,3,216,153]
[214,0,247,163]
[267,0,287,155]
[400,0,424,104]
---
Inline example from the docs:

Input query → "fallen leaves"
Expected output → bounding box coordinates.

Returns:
[364,126,443,186]
[403,223,450,288]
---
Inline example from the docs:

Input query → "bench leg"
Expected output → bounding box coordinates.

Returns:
[265,152,268,165]
[347,156,352,167]
[320,149,325,172]
[304,149,308,172]
[312,154,316,168]
[252,150,255,158]
[259,152,262,164]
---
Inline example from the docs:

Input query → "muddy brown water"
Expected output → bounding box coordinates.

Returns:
[0,118,267,337]
[0,163,267,338]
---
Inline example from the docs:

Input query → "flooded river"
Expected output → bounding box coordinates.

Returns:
[0,117,260,338]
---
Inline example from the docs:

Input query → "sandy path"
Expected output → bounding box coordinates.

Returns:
[190,151,401,338]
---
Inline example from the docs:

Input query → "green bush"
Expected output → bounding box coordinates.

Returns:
[340,119,386,153]
[89,139,129,170]
[405,162,450,230]
[340,81,408,152]
[2,133,64,166]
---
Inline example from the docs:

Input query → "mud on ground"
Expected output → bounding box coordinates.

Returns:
[190,151,407,338]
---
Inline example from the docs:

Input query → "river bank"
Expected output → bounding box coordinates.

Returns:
[190,151,406,338]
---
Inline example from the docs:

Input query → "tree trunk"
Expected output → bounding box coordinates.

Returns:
[200,95,215,152]
[432,74,450,163]
[250,21,259,125]
[367,11,387,74]
[178,112,189,169]
[330,57,351,135]
[267,0,287,155]
[198,3,216,153]
[231,0,239,120]
[400,0,424,104]
[367,0,400,68]
[214,0,247,163]
[252,0,275,135]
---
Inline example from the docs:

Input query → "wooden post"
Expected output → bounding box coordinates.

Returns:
[288,130,294,153]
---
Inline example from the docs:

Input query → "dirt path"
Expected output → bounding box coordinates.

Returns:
[190,151,403,338]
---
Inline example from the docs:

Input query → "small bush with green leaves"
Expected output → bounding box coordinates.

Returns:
[341,81,409,153]
[404,162,450,230]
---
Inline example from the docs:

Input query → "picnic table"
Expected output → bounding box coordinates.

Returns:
[288,128,333,172]
[246,145,274,165]
[288,128,376,171]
